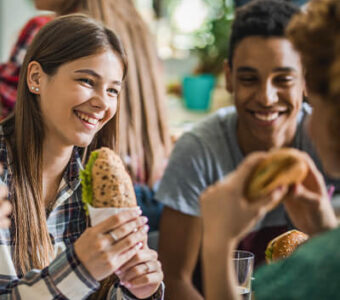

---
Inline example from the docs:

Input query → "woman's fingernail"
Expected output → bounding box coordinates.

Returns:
[142,225,149,233]
[124,282,132,288]
[133,227,138,233]
[116,269,122,275]
[141,216,148,223]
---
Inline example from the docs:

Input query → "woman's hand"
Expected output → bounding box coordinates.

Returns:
[201,152,288,244]
[0,165,11,228]
[283,153,338,236]
[116,242,163,299]
[74,208,149,281]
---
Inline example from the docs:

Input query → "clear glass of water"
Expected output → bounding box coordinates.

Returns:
[233,250,254,300]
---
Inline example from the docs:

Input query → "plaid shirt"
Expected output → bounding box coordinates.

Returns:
[0,128,164,299]
[0,15,52,119]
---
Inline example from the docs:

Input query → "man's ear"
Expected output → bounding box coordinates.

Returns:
[26,61,44,94]
[224,60,233,93]
[303,82,309,102]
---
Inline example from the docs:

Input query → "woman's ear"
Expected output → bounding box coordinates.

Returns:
[224,60,233,94]
[27,61,44,94]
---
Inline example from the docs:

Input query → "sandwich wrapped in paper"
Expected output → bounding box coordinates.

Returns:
[80,147,137,226]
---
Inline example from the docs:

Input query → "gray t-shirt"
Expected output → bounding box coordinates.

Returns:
[156,103,336,223]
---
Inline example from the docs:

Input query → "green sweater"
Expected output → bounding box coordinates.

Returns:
[253,226,340,300]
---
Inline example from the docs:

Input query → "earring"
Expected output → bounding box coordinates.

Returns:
[31,86,39,93]
[35,87,39,92]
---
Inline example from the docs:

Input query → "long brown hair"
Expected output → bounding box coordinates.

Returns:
[2,14,127,275]
[77,0,172,186]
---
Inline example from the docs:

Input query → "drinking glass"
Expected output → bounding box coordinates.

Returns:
[233,250,254,300]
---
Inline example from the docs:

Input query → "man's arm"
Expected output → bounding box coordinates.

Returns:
[158,207,203,300]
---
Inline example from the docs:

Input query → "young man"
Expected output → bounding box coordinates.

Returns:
[155,0,339,299]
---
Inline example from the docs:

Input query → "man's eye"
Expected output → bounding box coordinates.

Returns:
[78,78,94,86]
[276,76,294,84]
[239,76,257,83]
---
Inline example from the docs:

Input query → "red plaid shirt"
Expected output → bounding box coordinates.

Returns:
[0,15,53,119]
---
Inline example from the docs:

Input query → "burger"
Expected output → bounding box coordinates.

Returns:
[80,147,137,209]
[245,148,309,201]
[265,230,309,263]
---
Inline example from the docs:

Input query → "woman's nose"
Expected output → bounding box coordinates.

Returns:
[90,89,109,110]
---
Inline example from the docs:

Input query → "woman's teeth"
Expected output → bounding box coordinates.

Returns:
[254,112,279,121]
[76,111,99,125]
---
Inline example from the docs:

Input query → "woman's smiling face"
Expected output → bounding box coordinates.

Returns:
[28,49,124,149]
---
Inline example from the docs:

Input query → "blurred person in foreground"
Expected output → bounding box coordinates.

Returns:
[155,0,340,298]
[0,0,171,231]
[201,0,340,299]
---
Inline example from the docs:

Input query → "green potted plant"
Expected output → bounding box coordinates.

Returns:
[182,0,234,111]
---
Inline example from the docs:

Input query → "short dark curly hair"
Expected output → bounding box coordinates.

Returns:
[228,0,300,68]
[287,0,340,152]
[287,0,340,103]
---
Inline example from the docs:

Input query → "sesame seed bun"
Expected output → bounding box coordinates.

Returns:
[265,230,309,263]
[245,148,308,201]
[92,147,137,208]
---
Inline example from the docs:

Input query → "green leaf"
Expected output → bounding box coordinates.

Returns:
[265,246,273,262]
[80,151,99,214]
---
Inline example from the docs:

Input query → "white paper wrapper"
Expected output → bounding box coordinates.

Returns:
[87,204,137,300]
[87,204,137,226]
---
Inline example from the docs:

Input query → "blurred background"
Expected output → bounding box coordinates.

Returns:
[0,0,309,136]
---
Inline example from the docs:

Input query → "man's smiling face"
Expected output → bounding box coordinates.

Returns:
[226,37,306,152]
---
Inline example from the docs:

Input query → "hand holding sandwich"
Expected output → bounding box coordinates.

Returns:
[75,147,163,298]
[201,152,288,243]
[200,148,334,300]
[74,208,148,281]
[282,153,337,235]
[201,152,288,300]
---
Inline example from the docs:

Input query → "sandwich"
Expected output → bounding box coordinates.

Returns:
[80,148,139,296]
[245,148,308,201]
[80,147,137,209]
[265,230,309,263]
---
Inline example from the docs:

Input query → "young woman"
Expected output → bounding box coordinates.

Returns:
[200,0,340,299]
[1,0,171,191]
[0,14,163,299]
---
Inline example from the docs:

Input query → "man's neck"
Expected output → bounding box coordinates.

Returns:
[236,125,296,156]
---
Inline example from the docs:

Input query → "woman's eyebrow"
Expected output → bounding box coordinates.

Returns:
[74,69,122,85]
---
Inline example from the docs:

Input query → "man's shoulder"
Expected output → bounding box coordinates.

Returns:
[189,106,237,143]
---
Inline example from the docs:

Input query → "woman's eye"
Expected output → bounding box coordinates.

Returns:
[78,78,94,86]
[107,88,119,97]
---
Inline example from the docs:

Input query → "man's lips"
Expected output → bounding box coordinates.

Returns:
[247,109,287,122]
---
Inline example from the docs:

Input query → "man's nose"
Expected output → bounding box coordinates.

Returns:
[257,81,279,106]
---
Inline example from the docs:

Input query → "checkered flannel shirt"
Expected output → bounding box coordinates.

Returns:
[0,128,164,299]
[0,15,52,119]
